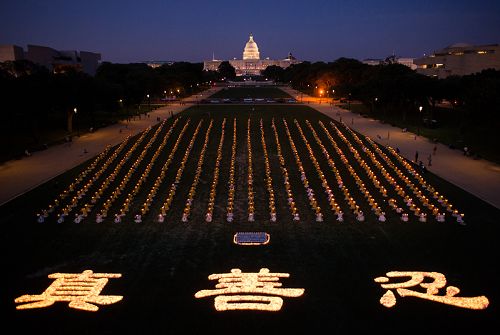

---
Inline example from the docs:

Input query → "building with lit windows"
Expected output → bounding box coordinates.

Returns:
[0,44,101,75]
[203,34,300,76]
[414,43,500,78]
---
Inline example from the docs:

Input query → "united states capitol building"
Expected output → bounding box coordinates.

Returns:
[203,34,300,76]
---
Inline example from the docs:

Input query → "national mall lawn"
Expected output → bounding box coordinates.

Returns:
[2,87,499,333]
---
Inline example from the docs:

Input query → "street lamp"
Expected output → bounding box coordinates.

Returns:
[73,107,79,136]
[418,106,423,136]
[147,94,150,113]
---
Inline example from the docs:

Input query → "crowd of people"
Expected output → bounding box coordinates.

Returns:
[182,120,214,222]
[205,119,226,223]
[283,119,324,222]
[226,119,237,223]
[116,119,179,220]
[271,118,300,221]
[360,127,464,223]
[260,119,277,222]
[36,116,465,225]
[97,123,164,222]
[247,118,255,222]
[142,119,190,221]
[160,121,203,219]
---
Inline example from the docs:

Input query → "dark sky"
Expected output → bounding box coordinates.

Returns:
[1,0,499,63]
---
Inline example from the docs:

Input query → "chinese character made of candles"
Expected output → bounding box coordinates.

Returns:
[374,271,489,310]
[195,268,304,311]
[15,270,123,311]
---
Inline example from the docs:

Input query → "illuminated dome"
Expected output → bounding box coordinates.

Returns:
[243,34,260,60]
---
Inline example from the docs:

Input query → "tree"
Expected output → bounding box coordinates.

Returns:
[262,65,285,82]
[217,61,236,80]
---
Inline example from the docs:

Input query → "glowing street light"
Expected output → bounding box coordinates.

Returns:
[72,107,79,136]
[319,89,324,104]
[418,106,423,136]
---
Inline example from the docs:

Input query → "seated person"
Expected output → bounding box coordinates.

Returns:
[356,210,365,222]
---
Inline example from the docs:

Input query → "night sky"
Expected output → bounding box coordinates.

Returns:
[1,0,499,64]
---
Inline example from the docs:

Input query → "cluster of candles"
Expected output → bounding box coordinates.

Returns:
[115,119,179,221]
[96,122,166,223]
[317,122,372,221]
[271,118,299,220]
[260,119,277,222]
[330,123,387,220]
[37,144,114,222]
[294,119,342,222]
[181,120,214,222]
[226,119,237,223]
[140,119,191,221]
[205,119,226,222]
[247,118,255,222]
[38,116,465,225]
[194,268,305,312]
[14,270,123,312]
[282,119,323,222]
[315,121,356,221]
[160,121,203,217]
[383,141,463,223]
[355,126,462,223]
[57,127,152,223]
[338,123,409,220]
[348,128,432,221]
[342,125,434,219]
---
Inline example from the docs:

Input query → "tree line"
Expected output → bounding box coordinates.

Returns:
[263,58,500,161]
[0,60,222,161]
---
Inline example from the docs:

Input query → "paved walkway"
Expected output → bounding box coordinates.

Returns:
[0,87,222,206]
[282,87,500,209]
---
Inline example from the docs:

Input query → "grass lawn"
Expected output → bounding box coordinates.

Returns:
[2,88,499,333]
[344,102,500,164]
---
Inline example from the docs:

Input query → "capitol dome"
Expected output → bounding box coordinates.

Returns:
[243,34,260,60]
